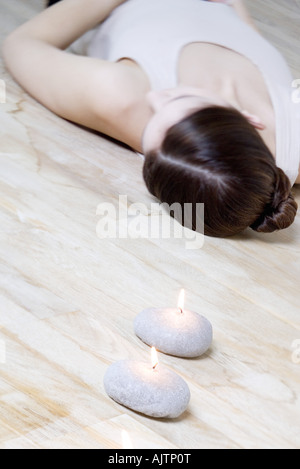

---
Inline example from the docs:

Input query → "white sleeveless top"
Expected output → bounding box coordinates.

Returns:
[71,0,300,186]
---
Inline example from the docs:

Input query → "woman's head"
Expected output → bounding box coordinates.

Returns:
[142,99,298,237]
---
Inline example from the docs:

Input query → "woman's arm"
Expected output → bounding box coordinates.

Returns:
[2,0,131,139]
[4,0,126,50]
[209,0,259,33]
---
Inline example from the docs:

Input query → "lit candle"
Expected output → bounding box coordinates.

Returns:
[134,289,213,358]
[151,346,159,370]
[104,348,190,419]
[178,288,185,314]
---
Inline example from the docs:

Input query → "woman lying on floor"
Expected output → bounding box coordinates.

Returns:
[3,0,299,237]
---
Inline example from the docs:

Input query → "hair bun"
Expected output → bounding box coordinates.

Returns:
[251,168,298,233]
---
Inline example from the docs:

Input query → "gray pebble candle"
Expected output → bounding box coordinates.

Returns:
[104,348,190,419]
[134,290,213,358]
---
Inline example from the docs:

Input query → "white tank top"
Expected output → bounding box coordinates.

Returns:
[71,0,300,186]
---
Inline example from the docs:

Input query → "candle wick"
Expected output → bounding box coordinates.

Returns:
[178,308,183,314]
[152,363,158,371]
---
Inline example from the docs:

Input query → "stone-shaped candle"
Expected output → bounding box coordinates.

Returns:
[104,348,190,419]
[134,290,213,358]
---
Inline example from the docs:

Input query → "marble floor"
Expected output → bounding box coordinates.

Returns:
[0,0,299,449]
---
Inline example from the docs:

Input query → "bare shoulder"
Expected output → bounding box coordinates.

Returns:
[89,58,152,148]
[3,34,149,144]
[2,0,151,147]
[87,58,151,146]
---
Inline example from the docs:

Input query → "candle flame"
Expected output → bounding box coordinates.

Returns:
[122,430,133,449]
[177,288,185,313]
[151,346,159,370]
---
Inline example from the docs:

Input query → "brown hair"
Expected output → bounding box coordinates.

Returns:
[143,106,298,237]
